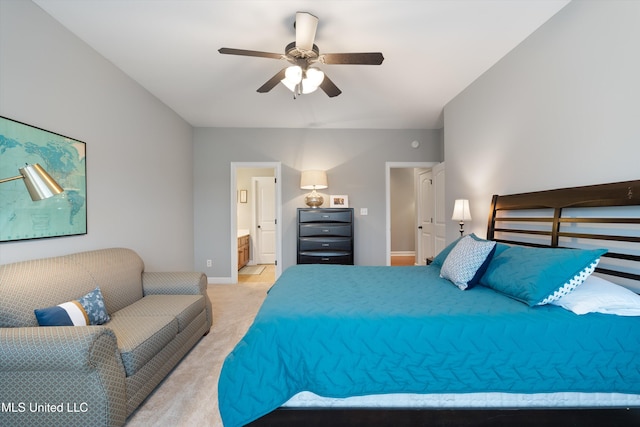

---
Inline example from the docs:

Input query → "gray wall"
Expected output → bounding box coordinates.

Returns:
[0,1,195,270]
[443,0,640,244]
[194,128,442,280]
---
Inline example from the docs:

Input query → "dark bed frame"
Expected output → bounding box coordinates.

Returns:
[248,179,640,427]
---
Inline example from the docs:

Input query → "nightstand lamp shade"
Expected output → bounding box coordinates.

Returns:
[452,199,471,236]
[300,170,328,208]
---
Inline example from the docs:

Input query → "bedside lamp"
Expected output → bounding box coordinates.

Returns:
[0,163,64,201]
[300,170,328,208]
[452,199,471,236]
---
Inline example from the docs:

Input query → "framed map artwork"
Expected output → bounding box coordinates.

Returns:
[0,116,87,242]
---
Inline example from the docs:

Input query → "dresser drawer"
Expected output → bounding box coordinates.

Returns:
[298,237,352,251]
[299,224,352,237]
[298,209,352,223]
[298,253,353,264]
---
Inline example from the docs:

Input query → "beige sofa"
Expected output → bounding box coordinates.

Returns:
[0,248,212,427]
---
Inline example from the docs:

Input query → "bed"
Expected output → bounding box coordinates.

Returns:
[218,180,640,426]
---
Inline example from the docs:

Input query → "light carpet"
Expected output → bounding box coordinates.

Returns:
[124,282,271,426]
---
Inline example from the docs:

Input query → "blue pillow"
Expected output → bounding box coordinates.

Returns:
[440,235,497,290]
[480,246,607,306]
[431,236,464,267]
[34,287,110,326]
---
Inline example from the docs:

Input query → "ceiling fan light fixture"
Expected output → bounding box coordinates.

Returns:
[300,68,324,94]
[281,66,324,95]
[305,67,324,87]
[284,65,302,83]
[281,65,302,92]
[300,83,318,95]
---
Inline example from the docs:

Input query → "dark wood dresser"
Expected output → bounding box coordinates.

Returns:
[297,208,354,265]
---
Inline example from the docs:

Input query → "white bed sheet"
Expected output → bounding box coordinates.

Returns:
[284,391,640,408]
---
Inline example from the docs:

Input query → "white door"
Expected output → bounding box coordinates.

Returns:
[432,162,446,256]
[416,169,434,264]
[253,177,276,264]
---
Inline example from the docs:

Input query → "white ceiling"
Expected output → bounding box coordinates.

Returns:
[33,0,570,130]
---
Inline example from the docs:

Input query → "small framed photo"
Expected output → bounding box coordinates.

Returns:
[330,195,349,207]
[239,189,248,203]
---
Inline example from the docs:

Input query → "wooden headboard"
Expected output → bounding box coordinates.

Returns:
[486,179,640,288]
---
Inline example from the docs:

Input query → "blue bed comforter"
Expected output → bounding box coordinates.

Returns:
[218,264,640,427]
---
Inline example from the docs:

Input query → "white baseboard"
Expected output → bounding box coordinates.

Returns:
[207,276,234,285]
[391,251,415,257]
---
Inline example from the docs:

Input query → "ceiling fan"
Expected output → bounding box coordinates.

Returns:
[218,12,384,98]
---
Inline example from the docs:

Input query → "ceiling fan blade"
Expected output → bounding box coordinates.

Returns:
[295,12,318,52]
[320,52,384,65]
[257,69,288,93]
[218,48,283,60]
[319,74,342,97]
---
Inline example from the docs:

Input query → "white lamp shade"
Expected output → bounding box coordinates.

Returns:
[451,199,471,221]
[300,170,328,190]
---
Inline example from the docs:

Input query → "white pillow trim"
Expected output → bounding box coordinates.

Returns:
[537,258,600,305]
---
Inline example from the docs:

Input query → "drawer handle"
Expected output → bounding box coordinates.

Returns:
[322,215,330,218]
[321,258,330,261]
[322,229,330,233]
[321,244,330,247]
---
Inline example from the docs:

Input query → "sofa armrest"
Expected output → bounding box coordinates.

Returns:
[0,326,120,371]
[142,271,207,296]
[142,271,212,329]
[0,326,127,426]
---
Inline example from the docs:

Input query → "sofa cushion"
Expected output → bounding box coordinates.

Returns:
[112,295,205,332]
[68,248,145,313]
[107,315,178,377]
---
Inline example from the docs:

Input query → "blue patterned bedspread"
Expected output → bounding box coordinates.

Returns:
[218,264,640,427]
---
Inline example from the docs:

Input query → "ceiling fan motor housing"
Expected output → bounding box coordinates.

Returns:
[285,41,319,60]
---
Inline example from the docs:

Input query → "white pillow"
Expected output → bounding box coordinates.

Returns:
[440,235,496,290]
[551,274,640,316]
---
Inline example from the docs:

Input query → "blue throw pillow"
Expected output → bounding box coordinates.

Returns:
[34,287,110,326]
[480,246,607,306]
[440,235,497,290]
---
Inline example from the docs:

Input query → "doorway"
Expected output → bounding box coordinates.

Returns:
[385,162,441,266]
[251,176,276,264]
[230,162,282,284]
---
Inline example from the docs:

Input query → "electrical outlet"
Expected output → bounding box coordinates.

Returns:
[360,208,368,216]
[206,259,212,267]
